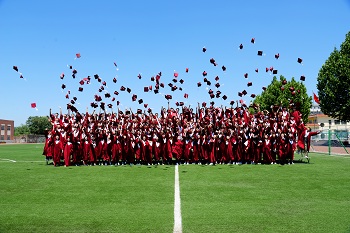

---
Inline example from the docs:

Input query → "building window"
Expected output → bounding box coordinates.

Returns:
[0,135,4,140]
[0,124,4,130]
[7,125,11,131]
[341,120,347,125]
[334,120,340,125]
[7,135,10,140]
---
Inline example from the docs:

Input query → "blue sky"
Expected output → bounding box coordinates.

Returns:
[1,0,350,126]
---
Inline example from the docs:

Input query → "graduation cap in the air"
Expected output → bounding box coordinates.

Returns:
[94,74,99,79]
[113,77,117,83]
[222,66,226,71]
[160,83,164,88]
[208,89,214,94]
[257,51,263,56]
[168,83,173,88]
[250,94,256,98]
[215,83,220,88]
[210,93,215,99]
[222,95,227,100]
[242,90,247,95]
[215,76,220,81]
[197,82,202,87]
[202,71,207,76]
[144,104,148,108]
[154,89,159,94]
[300,75,305,81]
[105,93,111,98]
[273,70,278,74]
[174,72,178,78]
[297,58,303,63]
[13,66,19,72]
[251,38,255,43]
[138,74,142,79]
[65,94,69,99]
[171,86,177,91]
[266,67,269,72]
[70,99,75,104]
[76,53,81,58]
[107,104,113,109]
[151,76,155,82]
[144,87,149,92]
[79,80,84,85]
[202,47,206,53]
[179,79,184,84]
[282,80,287,85]
[138,99,143,104]
[262,86,267,91]
[247,82,252,87]
[90,102,98,108]
[132,94,137,101]
[114,91,119,95]
[100,102,105,110]
[60,73,65,79]
[125,87,130,93]
[206,81,211,86]
[255,68,259,73]
[102,81,106,86]
[239,44,243,49]
[238,92,243,97]
[137,109,143,114]
[210,58,216,65]
[244,73,248,78]
[184,93,188,98]
[73,97,77,101]
[165,94,172,100]
[172,78,178,83]
[185,68,189,73]
[230,100,235,106]
[275,53,280,59]
[62,84,66,89]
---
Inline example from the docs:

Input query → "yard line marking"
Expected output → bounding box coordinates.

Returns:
[0,158,16,162]
[173,165,183,233]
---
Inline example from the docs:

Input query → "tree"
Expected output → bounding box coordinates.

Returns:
[253,75,312,123]
[14,124,30,136]
[26,116,51,135]
[317,31,350,121]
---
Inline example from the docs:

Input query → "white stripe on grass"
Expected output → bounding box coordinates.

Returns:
[0,158,16,162]
[173,165,182,233]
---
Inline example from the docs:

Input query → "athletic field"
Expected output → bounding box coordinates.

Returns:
[1,144,350,233]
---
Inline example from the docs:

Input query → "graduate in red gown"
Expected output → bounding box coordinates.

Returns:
[63,136,73,167]
[52,134,63,166]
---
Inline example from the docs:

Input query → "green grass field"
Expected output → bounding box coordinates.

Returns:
[1,144,350,233]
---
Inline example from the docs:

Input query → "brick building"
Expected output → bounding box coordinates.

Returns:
[0,119,14,142]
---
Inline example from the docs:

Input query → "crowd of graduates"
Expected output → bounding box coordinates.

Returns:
[42,102,319,167]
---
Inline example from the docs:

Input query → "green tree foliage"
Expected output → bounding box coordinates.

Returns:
[253,75,312,123]
[317,31,350,120]
[26,116,51,135]
[14,124,30,136]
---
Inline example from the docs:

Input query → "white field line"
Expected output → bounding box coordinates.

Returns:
[173,165,183,233]
[0,158,16,162]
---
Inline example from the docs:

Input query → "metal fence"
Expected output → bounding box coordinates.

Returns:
[13,135,46,143]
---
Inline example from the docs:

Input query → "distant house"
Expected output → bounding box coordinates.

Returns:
[307,104,349,142]
[0,119,14,143]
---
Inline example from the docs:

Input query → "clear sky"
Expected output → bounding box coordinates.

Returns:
[1,0,350,126]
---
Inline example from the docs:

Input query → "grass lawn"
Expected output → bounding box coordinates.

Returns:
[1,144,350,232]
[180,154,350,233]
[0,144,174,233]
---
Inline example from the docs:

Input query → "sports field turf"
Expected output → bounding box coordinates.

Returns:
[1,144,350,233]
